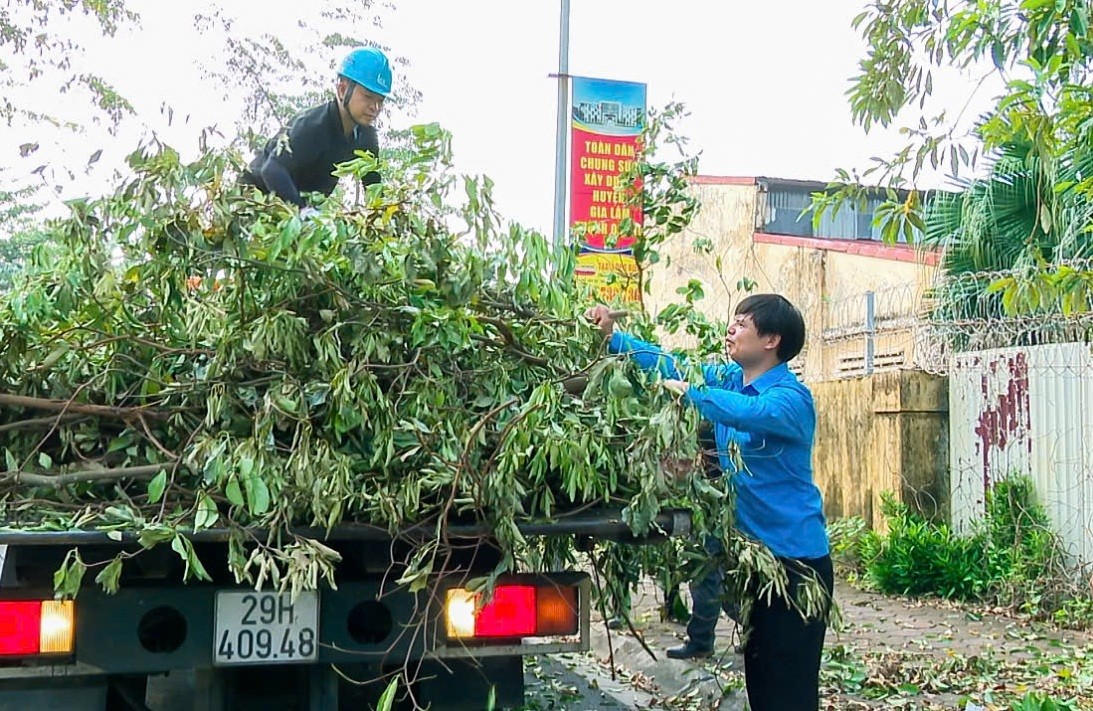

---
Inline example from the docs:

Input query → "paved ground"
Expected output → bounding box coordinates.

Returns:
[147,656,666,711]
[587,576,1093,710]
[521,654,665,710]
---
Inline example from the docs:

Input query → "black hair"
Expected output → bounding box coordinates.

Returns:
[734,294,806,362]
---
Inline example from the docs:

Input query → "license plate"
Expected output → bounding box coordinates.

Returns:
[214,591,319,665]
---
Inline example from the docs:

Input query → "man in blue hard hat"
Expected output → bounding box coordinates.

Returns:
[241,46,392,211]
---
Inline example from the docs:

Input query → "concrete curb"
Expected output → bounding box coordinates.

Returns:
[587,586,749,710]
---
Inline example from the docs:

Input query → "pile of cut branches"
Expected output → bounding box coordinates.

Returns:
[0,116,825,636]
[0,124,702,594]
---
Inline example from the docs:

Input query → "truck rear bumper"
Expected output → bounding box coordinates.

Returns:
[0,677,107,711]
[0,572,589,678]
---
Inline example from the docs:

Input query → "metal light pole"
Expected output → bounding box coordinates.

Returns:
[552,0,571,252]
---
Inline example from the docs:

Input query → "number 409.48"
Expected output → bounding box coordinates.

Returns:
[217,627,316,661]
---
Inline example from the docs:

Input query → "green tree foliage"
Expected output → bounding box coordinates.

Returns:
[0,1,414,239]
[926,140,1093,324]
[1,0,138,233]
[0,0,138,129]
[814,0,1093,255]
[0,228,44,290]
[1,124,687,588]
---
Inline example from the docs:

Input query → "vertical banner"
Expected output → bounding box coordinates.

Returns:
[570,77,646,303]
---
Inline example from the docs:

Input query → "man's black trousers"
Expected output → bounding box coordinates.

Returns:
[743,554,834,711]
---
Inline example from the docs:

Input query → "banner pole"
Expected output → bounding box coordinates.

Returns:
[552,0,571,253]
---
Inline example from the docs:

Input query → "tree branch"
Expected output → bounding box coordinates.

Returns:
[469,334,551,368]
[473,316,551,368]
[1,463,176,489]
[0,414,86,434]
[0,393,168,420]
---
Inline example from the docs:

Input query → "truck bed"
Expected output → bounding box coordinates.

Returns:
[0,507,690,547]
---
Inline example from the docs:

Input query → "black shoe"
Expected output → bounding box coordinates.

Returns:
[665,643,713,660]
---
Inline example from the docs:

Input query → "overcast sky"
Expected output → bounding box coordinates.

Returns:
[390,0,998,233]
[5,0,999,236]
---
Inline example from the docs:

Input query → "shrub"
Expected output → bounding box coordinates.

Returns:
[860,496,986,600]
[846,477,1093,625]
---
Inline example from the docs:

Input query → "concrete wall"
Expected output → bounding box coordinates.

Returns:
[644,180,764,332]
[644,179,938,380]
[812,370,950,529]
[822,250,932,304]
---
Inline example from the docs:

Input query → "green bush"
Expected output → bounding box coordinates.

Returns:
[841,477,1093,625]
[827,515,868,575]
[859,496,986,600]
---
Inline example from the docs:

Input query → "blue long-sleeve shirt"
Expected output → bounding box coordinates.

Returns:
[609,332,829,560]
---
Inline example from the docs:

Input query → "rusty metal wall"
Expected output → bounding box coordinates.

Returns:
[949,343,1093,565]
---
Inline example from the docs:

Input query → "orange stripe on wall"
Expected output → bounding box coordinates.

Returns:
[688,175,757,186]
[753,232,940,266]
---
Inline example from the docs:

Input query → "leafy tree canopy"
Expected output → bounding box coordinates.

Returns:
[814,0,1093,254]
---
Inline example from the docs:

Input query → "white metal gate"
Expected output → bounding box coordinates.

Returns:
[950,343,1093,566]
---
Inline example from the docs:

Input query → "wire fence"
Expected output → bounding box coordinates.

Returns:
[818,283,931,379]
[925,258,1093,369]
[818,262,1093,570]
[817,260,1093,379]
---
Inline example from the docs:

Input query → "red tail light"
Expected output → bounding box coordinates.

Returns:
[0,600,75,657]
[445,583,579,640]
[0,601,40,656]
[473,585,536,638]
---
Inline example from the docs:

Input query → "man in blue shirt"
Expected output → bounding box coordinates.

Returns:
[586,294,833,711]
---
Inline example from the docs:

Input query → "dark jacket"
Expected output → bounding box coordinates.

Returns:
[241,100,380,207]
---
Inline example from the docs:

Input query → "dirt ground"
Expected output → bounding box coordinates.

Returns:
[823,578,1093,708]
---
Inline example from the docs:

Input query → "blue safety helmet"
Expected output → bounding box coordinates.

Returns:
[339,47,393,98]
